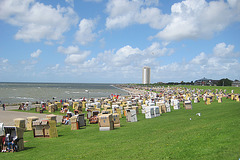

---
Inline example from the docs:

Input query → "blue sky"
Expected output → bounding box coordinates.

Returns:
[0,0,240,83]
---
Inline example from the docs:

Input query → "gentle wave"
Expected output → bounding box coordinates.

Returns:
[10,96,34,100]
[0,82,128,104]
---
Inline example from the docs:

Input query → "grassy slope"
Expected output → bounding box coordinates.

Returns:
[1,99,240,160]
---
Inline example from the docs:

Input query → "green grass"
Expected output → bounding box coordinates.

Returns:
[1,98,240,160]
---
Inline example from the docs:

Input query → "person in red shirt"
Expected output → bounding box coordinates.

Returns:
[1,136,6,152]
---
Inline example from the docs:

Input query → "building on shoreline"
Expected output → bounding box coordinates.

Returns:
[232,80,240,87]
[194,77,218,86]
[142,66,150,84]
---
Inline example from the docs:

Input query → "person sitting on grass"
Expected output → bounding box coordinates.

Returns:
[62,116,70,125]
[64,117,70,125]
[62,112,72,125]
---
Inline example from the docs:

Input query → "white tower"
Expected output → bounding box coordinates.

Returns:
[142,66,150,84]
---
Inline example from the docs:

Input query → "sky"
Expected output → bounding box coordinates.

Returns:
[0,0,240,83]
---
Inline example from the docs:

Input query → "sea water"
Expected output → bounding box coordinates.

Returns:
[0,82,128,104]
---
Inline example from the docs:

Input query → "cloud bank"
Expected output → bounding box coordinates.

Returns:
[0,0,78,42]
[106,0,240,41]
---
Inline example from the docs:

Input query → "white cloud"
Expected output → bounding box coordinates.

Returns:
[57,45,91,65]
[44,41,54,45]
[30,49,42,58]
[65,52,90,64]
[0,0,78,42]
[111,45,142,66]
[0,58,9,71]
[48,64,60,70]
[136,7,170,29]
[228,0,240,20]
[58,45,81,55]
[156,0,240,41]
[75,18,97,45]
[105,0,240,41]
[95,42,173,68]
[65,0,74,7]
[60,42,173,82]
[105,0,168,29]
[155,42,240,82]
[0,58,9,73]
[5,42,239,83]
[106,0,141,29]
[145,0,159,6]
[144,42,174,57]
[213,43,235,57]
[2,59,8,63]
[191,52,206,65]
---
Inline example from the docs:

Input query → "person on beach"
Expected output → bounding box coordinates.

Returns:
[4,134,15,152]
[18,104,22,110]
[2,104,5,111]
[1,136,6,152]
[64,116,70,125]
[42,104,46,110]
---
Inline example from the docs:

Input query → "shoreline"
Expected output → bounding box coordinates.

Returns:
[113,84,147,96]
[2,83,239,106]
[0,83,129,105]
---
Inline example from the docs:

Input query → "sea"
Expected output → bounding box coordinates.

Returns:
[0,82,128,104]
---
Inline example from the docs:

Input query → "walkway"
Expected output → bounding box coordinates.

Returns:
[0,105,62,126]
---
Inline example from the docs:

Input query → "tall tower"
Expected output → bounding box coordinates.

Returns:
[142,66,150,84]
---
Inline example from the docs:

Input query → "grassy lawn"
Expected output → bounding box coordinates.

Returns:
[1,98,240,159]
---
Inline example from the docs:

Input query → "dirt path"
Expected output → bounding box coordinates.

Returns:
[0,105,62,126]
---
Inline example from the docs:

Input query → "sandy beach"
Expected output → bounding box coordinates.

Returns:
[0,84,137,126]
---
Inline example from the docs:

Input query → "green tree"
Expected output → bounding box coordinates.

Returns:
[217,78,233,86]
